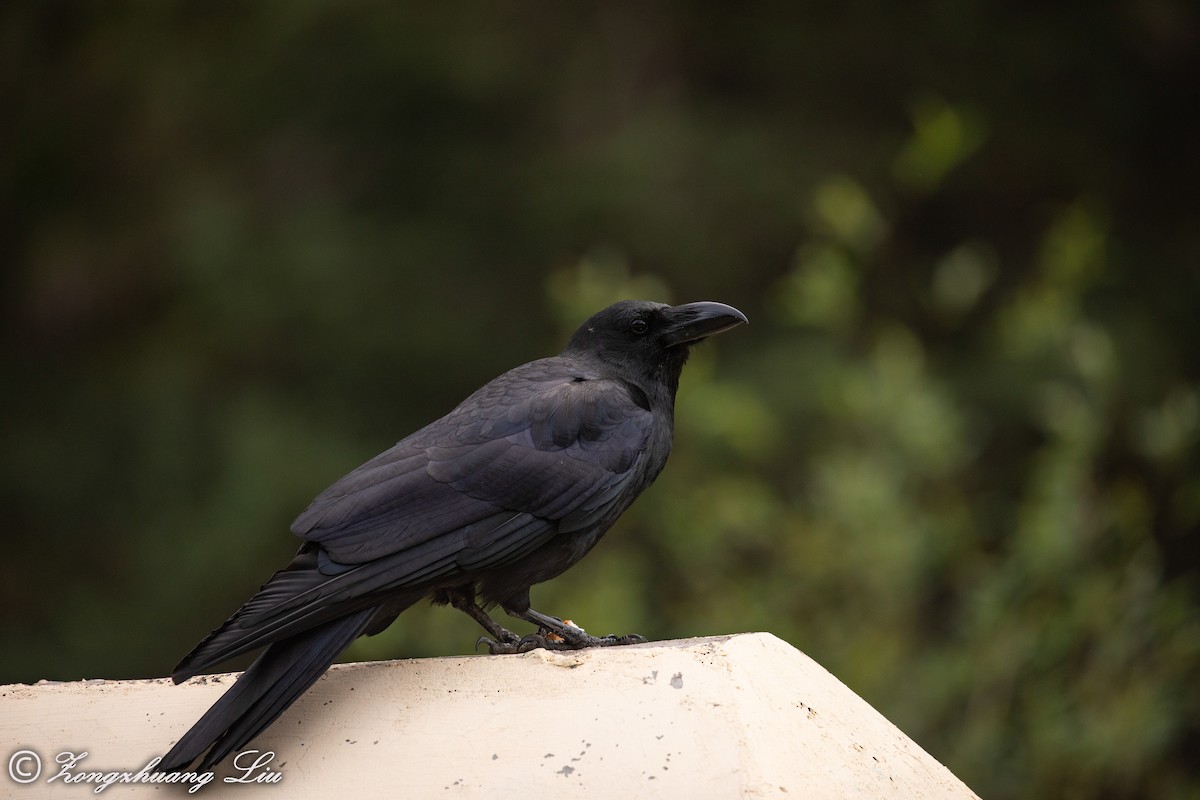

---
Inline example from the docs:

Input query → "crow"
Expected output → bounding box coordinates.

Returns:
[159,299,747,771]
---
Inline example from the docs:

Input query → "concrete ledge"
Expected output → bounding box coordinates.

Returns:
[2,633,978,798]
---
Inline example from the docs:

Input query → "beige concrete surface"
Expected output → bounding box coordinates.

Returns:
[1,633,979,798]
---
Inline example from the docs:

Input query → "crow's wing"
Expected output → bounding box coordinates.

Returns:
[174,362,654,678]
[292,360,654,573]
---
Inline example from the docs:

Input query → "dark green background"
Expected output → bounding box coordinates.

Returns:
[4,4,1198,798]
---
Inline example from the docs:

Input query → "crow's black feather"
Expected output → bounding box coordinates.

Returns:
[159,299,746,770]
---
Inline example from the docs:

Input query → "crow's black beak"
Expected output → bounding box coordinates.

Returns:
[662,301,748,346]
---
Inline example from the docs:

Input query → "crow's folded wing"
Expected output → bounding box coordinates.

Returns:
[290,365,654,576]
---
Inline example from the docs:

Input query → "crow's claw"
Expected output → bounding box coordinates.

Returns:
[597,633,648,646]
[554,627,647,648]
[474,626,522,652]
[478,633,551,655]
[479,630,647,654]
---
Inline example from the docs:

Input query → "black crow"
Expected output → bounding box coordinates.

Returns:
[159,299,747,771]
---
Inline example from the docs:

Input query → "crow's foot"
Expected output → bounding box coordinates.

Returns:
[473,626,520,652]
[485,607,650,653]
[478,633,552,654]
[479,630,646,654]
[593,633,648,647]
[523,610,647,647]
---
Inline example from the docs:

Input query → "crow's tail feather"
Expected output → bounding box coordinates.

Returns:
[160,606,377,772]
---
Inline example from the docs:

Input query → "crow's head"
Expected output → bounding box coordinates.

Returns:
[564,300,747,391]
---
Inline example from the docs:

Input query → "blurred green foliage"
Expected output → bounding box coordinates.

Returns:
[3,3,1199,798]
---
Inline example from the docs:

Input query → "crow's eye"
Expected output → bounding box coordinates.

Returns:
[630,318,649,335]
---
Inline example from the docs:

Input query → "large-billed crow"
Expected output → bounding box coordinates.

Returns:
[159,299,747,771]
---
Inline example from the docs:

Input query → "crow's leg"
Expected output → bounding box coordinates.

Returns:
[439,587,529,651]
[482,606,647,654]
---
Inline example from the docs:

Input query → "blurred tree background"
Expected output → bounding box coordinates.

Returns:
[2,3,1198,797]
